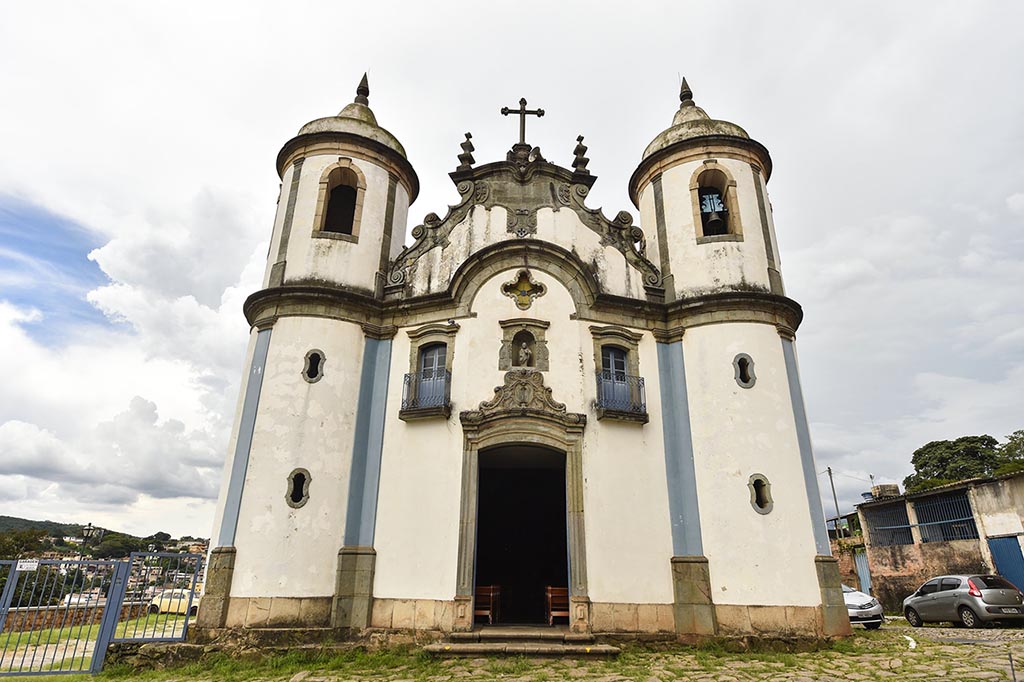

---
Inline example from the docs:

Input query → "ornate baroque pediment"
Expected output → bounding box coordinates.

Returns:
[386,159,662,290]
[460,369,586,428]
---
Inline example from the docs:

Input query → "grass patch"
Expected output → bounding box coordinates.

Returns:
[102,647,445,682]
[0,614,185,649]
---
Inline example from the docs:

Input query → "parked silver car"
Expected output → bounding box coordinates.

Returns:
[903,574,1024,628]
[843,584,883,629]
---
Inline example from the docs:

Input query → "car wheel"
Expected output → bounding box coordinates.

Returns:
[147,604,160,615]
[188,605,198,617]
[905,608,923,627]
[865,621,882,630]
[959,606,980,628]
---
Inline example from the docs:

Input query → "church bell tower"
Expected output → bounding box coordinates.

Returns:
[200,75,418,631]
[631,79,849,638]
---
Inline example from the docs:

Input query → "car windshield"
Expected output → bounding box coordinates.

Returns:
[974,575,1019,590]
[841,585,855,593]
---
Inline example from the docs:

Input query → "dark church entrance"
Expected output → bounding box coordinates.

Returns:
[475,445,568,625]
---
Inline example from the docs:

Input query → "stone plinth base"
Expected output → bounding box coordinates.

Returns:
[332,546,377,630]
[195,546,235,629]
[671,555,717,635]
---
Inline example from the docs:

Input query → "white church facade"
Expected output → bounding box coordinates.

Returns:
[198,75,850,640]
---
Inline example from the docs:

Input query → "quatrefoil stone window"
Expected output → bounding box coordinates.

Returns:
[501,269,547,310]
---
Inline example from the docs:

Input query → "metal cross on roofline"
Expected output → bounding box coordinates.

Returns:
[501,97,545,145]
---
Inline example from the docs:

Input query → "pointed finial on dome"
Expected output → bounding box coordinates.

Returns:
[679,77,694,106]
[355,73,370,105]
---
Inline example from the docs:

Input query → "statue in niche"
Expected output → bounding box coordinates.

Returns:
[518,341,533,367]
[511,330,535,368]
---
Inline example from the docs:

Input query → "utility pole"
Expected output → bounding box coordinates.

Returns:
[827,467,843,538]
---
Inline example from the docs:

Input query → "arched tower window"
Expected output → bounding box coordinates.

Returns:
[313,159,366,241]
[697,168,730,236]
[323,167,359,234]
[690,163,743,242]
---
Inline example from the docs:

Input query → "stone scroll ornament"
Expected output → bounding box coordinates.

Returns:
[463,369,583,424]
[385,135,662,289]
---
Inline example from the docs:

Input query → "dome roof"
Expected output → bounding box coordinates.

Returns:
[642,78,749,159]
[296,74,407,158]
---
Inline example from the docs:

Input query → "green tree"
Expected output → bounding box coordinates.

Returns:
[0,529,47,559]
[999,430,1024,462]
[903,435,1001,493]
[91,533,141,559]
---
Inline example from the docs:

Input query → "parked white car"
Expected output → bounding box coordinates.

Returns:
[843,584,883,629]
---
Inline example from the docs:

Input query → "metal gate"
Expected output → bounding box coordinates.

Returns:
[989,536,1024,590]
[0,553,202,676]
[854,548,872,595]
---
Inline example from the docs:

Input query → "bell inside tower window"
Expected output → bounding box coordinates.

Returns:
[699,187,729,236]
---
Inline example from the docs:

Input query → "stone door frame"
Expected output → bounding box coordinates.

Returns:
[455,370,590,632]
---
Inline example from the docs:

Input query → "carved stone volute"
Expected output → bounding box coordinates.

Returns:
[460,370,586,428]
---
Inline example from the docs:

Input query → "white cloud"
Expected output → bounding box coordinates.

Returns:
[1008,193,1024,216]
[1,0,1023,537]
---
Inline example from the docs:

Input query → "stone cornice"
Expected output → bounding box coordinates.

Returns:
[276,132,419,202]
[243,284,803,337]
[628,135,773,207]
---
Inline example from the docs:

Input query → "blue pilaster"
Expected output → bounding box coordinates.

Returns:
[216,328,272,547]
[656,340,703,556]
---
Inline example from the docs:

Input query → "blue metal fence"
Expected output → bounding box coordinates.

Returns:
[0,553,202,677]
[862,501,914,547]
[914,491,979,542]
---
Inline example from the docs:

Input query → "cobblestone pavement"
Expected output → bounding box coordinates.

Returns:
[272,622,1024,682]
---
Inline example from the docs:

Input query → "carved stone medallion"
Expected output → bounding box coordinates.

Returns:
[500,269,546,310]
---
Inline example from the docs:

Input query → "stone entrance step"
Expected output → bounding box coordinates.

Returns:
[423,641,620,657]
[424,625,618,657]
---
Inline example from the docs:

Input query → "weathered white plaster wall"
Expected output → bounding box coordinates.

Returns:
[372,268,672,604]
[404,202,647,300]
[683,322,821,606]
[972,478,1024,539]
[278,153,407,292]
[581,330,674,603]
[261,165,294,286]
[390,184,410,259]
[642,157,773,298]
[230,317,365,598]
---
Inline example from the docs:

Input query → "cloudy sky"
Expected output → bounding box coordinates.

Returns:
[1,1,1021,538]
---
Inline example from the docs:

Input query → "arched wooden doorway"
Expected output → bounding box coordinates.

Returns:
[454,370,590,633]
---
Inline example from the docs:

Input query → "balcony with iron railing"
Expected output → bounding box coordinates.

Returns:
[595,370,648,423]
[399,369,452,421]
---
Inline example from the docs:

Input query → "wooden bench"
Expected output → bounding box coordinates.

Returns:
[545,586,569,626]
[474,585,501,624]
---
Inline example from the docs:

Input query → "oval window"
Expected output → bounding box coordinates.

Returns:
[303,349,325,383]
[287,468,311,508]
[733,353,756,388]
[748,474,773,514]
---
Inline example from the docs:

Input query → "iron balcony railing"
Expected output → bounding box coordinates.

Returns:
[401,369,452,411]
[595,370,647,415]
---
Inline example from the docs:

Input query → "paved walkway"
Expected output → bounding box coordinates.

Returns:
[278,623,1024,681]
